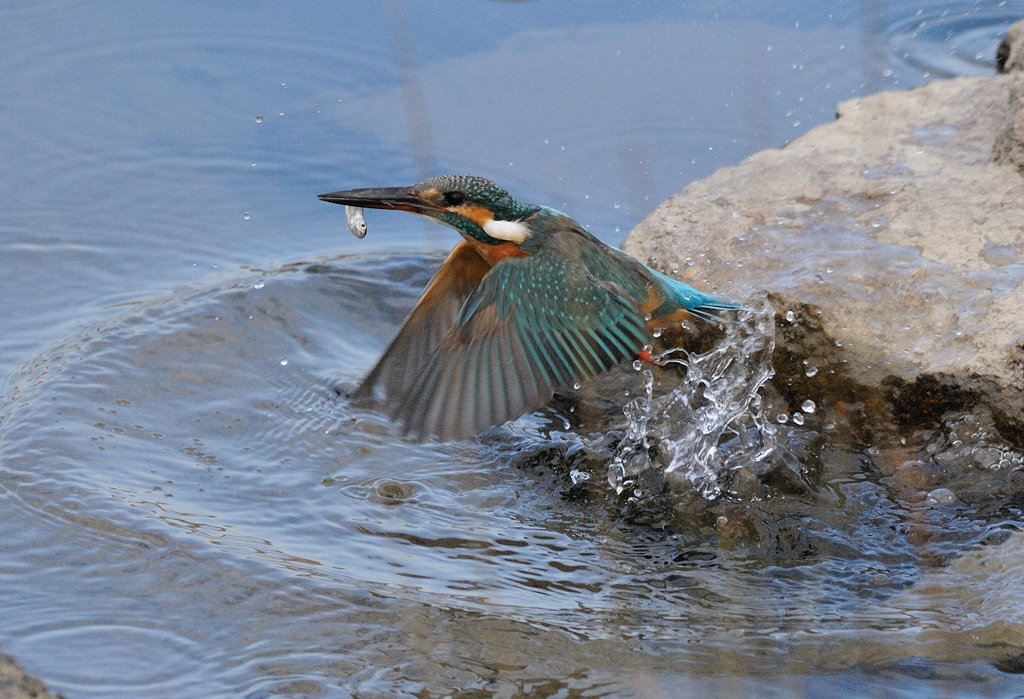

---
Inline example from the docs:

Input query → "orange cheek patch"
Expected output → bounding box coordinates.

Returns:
[452,203,495,228]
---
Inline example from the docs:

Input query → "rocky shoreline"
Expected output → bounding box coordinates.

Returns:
[625,22,1024,448]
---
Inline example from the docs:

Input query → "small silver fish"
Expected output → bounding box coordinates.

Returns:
[345,206,367,238]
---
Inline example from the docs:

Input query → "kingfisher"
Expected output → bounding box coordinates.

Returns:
[319,175,737,441]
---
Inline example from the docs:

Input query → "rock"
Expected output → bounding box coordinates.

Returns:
[997,19,1024,74]
[624,74,1024,444]
[0,654,62,699]
[994,73,1024,175]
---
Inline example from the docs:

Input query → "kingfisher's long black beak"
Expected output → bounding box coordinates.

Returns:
[317,186,440,214]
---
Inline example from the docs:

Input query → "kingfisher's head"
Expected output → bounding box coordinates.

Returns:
[319,175,540,245]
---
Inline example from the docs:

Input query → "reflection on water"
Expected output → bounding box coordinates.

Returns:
[2,0,1024,696]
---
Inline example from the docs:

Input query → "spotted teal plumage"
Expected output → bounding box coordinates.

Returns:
[319,175,737,440]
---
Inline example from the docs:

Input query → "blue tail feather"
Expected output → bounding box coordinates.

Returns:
[650,269,741,318]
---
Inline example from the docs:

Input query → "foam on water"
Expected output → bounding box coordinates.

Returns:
[609,295,777,499]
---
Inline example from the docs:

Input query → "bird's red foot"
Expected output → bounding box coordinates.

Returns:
[638,348,653,363]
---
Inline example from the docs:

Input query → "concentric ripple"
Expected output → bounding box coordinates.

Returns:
[890,8,1022,78]
[1,254,1022,698]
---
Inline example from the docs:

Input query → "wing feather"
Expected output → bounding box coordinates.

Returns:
[353,241,491,403]
[388,249,650,440]
[458,337,481,436]
[572,328,605,374]
[472,335,496,432]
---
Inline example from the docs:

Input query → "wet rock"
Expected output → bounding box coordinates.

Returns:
[625,74,1024,446]
[893,530,1024,649]
[0,654,62,699]
[997,19,1024,74]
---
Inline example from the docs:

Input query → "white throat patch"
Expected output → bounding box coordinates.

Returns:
[482,218,531,244]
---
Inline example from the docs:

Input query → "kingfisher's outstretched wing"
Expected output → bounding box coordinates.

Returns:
[353,241,491,404]
[391,249,650,440]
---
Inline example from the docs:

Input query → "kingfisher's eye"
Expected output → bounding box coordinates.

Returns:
[443,191,465,206]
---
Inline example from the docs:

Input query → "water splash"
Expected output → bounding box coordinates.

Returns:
[609,295,777,499]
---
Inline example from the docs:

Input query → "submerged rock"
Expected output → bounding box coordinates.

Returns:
[625,71,1024,446]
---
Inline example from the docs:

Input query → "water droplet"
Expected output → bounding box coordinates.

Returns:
[826,266,833,273]
[814,274,824,284]
[633,360,643,371]
[243,212,250,220]
[835,340,843,347]
[255,115,263,123]
[685,257,694,266]
[927,488,957,505]
[573,383,581,390]
[652,328,663,338]
[609,294,778,500]
[903,324,911,331]
[563,420,571,430]
[801,399,816,413]
[792,412,805,425]
[280,358,289,366]
[613,202,620,209]
[569,469,590,485]
[805,366,818,377]
[785,310,795,322]
[777,413,789,424]
[716,516,729,527]
[644,313,653,322]
[254,281,265,290]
